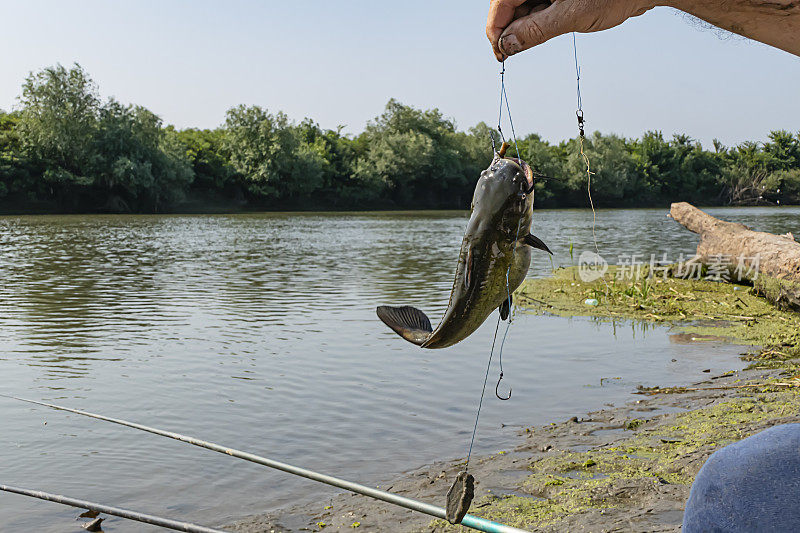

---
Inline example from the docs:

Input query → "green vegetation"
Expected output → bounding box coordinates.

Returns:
[2,63,800,213]
[432,392,800,531]
[428,270,800,531]
[516,267,800,359]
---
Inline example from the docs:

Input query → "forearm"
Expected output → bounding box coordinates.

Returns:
[664,0,800,55]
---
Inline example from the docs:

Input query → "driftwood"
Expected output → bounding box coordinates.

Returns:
[669,202,800,311]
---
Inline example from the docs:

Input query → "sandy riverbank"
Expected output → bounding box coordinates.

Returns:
[229,269,800,532]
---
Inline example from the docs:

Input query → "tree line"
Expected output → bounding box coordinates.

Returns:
[1,64,798,213]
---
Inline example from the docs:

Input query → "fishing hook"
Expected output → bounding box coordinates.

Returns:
[495,371,512,401]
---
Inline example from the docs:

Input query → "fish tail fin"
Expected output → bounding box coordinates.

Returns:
[376,305,433,346]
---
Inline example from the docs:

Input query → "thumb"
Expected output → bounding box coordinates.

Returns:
[499,2,572,56]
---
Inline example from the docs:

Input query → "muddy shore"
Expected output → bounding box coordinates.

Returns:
[230,269,800,533]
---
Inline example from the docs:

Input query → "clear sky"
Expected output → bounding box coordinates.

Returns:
[1,0,797,147]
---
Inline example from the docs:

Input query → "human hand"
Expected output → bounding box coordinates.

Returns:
[486,0,658,61]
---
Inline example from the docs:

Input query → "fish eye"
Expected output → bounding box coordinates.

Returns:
[520,193,527,201]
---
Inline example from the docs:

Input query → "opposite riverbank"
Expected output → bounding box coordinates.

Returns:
[229,268,800,532]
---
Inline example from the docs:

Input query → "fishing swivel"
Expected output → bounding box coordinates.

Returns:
[576,109,585,138]
[495,371,512,401]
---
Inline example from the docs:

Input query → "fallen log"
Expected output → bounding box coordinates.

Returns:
[669,202,800,311]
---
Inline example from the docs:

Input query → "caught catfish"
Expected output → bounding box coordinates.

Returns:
[377,143,551,349]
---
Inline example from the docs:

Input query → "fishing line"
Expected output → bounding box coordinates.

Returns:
[495,215,523,402]
[496,62,521,159]
[465,315,502,468]
[494,248,517,401]
[465,63,524,471]
[572,33,599,256]
[465,217,521,468]
[573,33,609,291]
[468,36,598,469]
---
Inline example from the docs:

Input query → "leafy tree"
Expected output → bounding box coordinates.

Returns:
[354,99,479,208]
[763,130,800,171]
[0,111,30,199]
[513,133,567,207]
[12,64,194,211]
[295,119,375,206]
[173,127,236,193]
[4,64,800,212]
[770,168,800,204]
[16,63,100,199]
[564,132,638,206]
[224,105,325,201]
[92,100,193,211]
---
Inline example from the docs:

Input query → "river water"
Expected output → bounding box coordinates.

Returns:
[1,207,798,531]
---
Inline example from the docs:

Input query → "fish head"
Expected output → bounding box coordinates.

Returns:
[471,156,535,234]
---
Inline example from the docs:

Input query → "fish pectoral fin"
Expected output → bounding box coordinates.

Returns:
[523,234,553,255]
[499,295,512,321]
[376,305,433,346]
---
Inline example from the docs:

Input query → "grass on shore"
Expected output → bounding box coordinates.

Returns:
[429,267,800,531]
[432,392,800,531]
[516,266,800,361]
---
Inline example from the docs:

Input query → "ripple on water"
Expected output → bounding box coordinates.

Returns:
[1,208,798,531]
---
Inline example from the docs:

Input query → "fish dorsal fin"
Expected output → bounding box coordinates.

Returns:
[376,306,433,346]
[523,234,553,255]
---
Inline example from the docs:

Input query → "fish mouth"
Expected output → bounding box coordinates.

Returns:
[496,156,534,192]
[476,154,535,216]
[494,142,534,191]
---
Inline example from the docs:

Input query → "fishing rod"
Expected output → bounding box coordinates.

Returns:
[0,483,227,533]
[3,395,530,533]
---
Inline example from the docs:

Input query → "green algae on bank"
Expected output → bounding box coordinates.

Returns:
[430,391,800,531]
[427,268,800,532]
[231,267,800,533]
[516,267,800,360]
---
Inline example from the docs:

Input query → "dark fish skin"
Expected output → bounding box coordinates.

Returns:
[377,154,547,349]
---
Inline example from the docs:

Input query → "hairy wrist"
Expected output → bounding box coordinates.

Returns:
[663,0,800,13]
[656,0,800,56]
